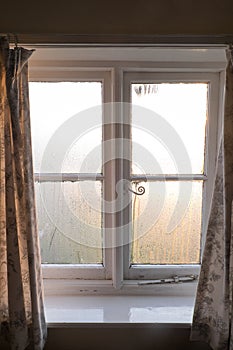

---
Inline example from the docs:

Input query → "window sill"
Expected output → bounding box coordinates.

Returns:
[44,294,195,328]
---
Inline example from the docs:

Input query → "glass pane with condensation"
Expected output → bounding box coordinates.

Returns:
[29,82,102,173]
[35,181,102,264]
[131,181,202,264]
[131,83,208,175]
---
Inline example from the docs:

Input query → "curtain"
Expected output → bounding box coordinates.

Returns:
[191,50,233,349]
[0,37,47,349]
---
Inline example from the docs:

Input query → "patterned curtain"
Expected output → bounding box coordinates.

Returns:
[0,37,47,349]
[191,50,233,349]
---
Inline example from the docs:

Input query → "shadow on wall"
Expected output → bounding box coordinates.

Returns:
[45,327,211,350]
[1,326,211,350]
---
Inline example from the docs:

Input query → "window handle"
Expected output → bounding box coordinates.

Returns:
[128,185,145,196]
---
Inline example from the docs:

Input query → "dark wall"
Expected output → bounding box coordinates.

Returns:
[44,327,211,350]
[1,0,233,35]
[1,326,212,350]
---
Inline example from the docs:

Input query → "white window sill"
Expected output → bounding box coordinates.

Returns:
[45,295,195,328]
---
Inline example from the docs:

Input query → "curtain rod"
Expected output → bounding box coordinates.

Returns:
[1,33,232,48]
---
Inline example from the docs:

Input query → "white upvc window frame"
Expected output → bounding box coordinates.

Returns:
[122,71,222,281]
[28,47,226,296]
[30,69,114,281]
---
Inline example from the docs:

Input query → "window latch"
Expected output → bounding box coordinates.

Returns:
[137,274,198,285]
[128,182,146,196]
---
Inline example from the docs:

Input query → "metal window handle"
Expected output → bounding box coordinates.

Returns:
[138,274,198,285]
[128,185,146,196]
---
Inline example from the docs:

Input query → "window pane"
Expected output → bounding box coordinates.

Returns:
[131,181,202,265]
[29,82,102,173]
[35,181,102,264]
[131,83,208,174]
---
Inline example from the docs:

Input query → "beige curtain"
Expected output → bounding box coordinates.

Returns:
[191,50,233,349]
[0,37,47,349]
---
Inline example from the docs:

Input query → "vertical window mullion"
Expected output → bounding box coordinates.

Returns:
[111,68,126,288]
[102,70,115,280]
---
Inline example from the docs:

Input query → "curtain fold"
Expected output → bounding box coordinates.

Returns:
[191,50,233,349]
[0,37,47,349]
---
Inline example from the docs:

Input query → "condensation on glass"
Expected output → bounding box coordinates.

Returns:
[35,182,102,264]
[131,181,203,264]
[29,82,103,264]
[131,83,208,265]
[131,83,208,175]
[29,82,102,173]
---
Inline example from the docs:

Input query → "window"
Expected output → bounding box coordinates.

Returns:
[29,47,226,294]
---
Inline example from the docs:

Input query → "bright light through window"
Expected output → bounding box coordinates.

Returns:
[29,82,208,266]
[131,83,208,265]
[132,83,208,175]
[29,82,103,264]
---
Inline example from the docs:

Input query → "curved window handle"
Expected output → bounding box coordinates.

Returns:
[128,185,145,196]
